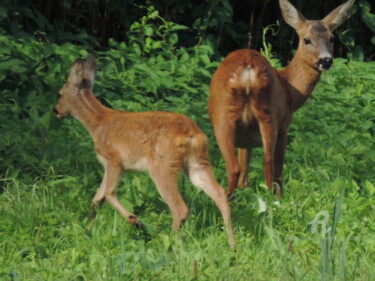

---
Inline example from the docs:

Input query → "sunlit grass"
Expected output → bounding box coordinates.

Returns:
[1,168,374,280]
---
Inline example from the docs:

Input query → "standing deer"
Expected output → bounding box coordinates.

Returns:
[208,0,355,197]
[55,55,235,248]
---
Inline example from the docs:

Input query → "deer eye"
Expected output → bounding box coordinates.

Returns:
[304,38,312,45]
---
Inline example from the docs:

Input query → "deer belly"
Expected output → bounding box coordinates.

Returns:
[128,157,148,171]
[234,126,262,148]
[118,148,149,171]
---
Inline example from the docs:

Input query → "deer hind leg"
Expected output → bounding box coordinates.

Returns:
[187,160,235,249]
[148,162,189,231]
[95,160,138,225]
[213,116,240,197]
[237,148,250,188]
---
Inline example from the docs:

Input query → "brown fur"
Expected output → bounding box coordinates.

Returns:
[55,56,235,248]
[208,0,354,197]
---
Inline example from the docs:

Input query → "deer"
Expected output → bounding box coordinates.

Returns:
[54,55,235,248]
[208,0,355,198]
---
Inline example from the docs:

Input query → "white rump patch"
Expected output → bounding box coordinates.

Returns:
[242,65,255,94]
[229,65,254,95]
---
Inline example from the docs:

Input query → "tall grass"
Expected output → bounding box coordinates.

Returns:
[1,127,374,280]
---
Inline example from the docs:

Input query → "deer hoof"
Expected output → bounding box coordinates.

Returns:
[128,215,138,224]
[226,191,236,202]
[128,215,144,229]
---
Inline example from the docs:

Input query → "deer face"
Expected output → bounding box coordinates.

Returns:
[54,59,87,118]
[54,82,78,118]
[297,21,335,71]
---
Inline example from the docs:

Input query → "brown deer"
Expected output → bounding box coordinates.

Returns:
[55,55,235,248]
[208,0,355,197]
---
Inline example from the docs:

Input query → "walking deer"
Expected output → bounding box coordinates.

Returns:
[208,0,355,197]
[55,55,235,248]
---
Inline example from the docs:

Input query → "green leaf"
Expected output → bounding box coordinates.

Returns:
[0,58,28,73]
[364,181,375,196]
[170,24,189,31]
[144,25,154,36]
[361,0,375,33]
[169,33,178,45]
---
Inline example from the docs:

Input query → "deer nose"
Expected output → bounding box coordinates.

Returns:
[317,57,333,71]
[53,107,58,114]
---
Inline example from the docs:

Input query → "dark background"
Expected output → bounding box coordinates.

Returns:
[1,0,374,62]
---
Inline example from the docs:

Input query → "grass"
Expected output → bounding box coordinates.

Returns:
[1,59,374,280]
[1,174,374,280]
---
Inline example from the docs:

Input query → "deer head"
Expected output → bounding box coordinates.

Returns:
[279,0,355,71]
[55,55,96,118]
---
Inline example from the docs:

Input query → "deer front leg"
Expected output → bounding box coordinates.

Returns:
[213,116,240,197]
[274,129,288,196]
[98,160,139,225]
[237,148,250,188]
[90,179,107,220]
[257,116,277,195]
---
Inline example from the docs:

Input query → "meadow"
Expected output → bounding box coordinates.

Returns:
[1,11,375,281]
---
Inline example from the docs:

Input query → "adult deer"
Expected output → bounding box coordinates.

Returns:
[55,55,235,248]
[208,0,354,197]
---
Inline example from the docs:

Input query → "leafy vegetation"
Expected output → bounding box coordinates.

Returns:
[0,0,374,60]
[1,2,374,281]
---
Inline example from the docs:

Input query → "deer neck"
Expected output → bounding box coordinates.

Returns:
[71,89,109,135]
[277,49,322,112]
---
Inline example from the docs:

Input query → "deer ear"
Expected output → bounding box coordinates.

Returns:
[279,0,306,30]
[68,59,85,86]
[322,0,355,31]
[83,54,96,90]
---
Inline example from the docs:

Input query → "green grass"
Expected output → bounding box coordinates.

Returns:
[1,171,374,280]
[1,58,374,280]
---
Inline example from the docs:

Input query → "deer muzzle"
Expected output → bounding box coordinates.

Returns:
[317,57,333,71]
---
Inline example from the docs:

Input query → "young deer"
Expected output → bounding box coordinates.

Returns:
[208,0,354,197]
[55,56,235,248]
